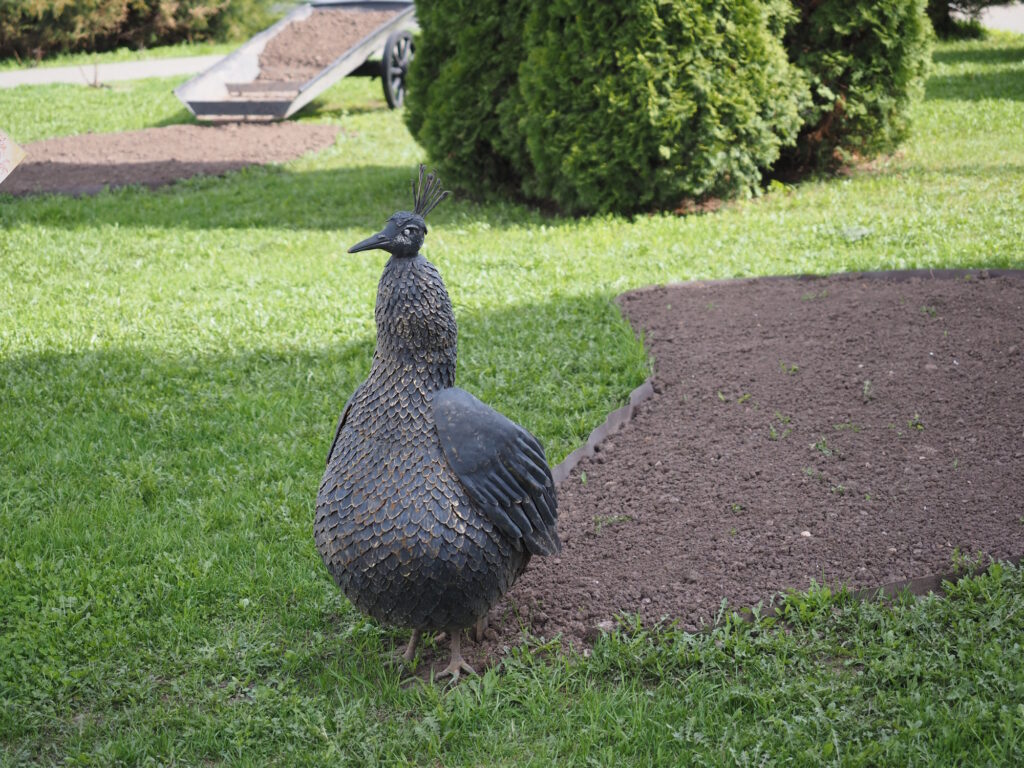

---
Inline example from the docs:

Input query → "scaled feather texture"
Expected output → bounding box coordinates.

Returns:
[314,166,560,678]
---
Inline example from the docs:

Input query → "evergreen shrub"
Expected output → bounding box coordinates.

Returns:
[784,0,933,168]
[404,0,531,198]
[407,0,934,213]
[517,0,809,213]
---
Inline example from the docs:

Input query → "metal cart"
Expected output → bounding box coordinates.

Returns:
[174,0,416,121]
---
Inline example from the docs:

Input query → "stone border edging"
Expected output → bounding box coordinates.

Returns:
[550,379,655,487]
[555,268,1024,640]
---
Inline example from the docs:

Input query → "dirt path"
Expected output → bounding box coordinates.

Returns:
[1,122,338,196]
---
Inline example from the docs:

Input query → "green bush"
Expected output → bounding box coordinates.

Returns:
[517,0,809,214]
[408,0,809,215]
[783,0,933,168]
[404,0,531,199]
[0,0,274,61]
[407,0,933,213]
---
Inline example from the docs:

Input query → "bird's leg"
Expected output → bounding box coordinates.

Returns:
[473,614,488,643]
[398,628,421,663]
[437,628,476,680]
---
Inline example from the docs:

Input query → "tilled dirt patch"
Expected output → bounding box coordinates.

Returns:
[257,7,401,84]
[1,122,339,196]
[421,270,1023,672]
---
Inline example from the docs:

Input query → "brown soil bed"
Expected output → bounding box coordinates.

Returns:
[1,123,338,196]
[432,270,1024,671]
[257,7,400,84]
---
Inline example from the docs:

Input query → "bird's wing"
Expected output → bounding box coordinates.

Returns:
[432,387,560,556]
[325,383,363,467]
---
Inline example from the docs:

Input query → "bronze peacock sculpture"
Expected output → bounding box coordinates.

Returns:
[314,166,560,678]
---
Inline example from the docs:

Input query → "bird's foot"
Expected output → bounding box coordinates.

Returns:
[437,655,476,680]
[436,628,476,681]
[395,628,421,664]
[473,615,488,643]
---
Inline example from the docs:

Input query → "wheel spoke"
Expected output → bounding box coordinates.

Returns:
[381,31,411,108]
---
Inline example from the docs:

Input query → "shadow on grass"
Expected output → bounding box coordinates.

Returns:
[925,67,1024,101]
[932,45,1024,66]
[0,293,644,518]
[0,164,554,233]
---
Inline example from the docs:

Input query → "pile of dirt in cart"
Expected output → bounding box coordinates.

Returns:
[257,7,401,84]
[409,270,1024,673]
[1,122,338,196]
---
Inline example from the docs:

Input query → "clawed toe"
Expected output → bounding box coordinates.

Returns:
[437,657,476,680]
[435,627,476,681]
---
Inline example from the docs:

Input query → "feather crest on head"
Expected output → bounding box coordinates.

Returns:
[412,164,450,219]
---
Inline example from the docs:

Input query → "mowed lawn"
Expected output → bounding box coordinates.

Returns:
[1,33,1023,766]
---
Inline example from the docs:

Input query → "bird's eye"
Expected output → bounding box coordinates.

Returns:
[403,227,413,236]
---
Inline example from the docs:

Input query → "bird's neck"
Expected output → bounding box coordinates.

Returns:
[369,254,457,390]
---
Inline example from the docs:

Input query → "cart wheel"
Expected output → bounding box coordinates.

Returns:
[382,29,414,109]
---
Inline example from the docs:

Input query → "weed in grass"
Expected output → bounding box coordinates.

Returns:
[779,360,799,375]
[921,304,939,317]
[736,392,752,405]
[839,225,874,243]
[951,547,989,575]
[862,379,874,403]
[908,413,925,430]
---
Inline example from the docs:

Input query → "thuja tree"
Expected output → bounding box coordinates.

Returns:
[783,0,933,169]
[516,0,809,214]
[407,0,808,214]
[404,0,532,199]
[406,0,932,214]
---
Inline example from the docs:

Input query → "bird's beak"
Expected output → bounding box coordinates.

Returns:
[348,229,392,254]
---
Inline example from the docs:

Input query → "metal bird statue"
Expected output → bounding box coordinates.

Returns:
[314,166,560,678]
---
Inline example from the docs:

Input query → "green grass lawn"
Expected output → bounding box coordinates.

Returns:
[2,32,1023,766]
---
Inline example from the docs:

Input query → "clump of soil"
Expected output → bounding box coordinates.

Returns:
[1,122,338,196]
[420,271,1023,672]
[257,8,400,84]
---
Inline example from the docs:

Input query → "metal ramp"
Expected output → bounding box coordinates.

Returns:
[174,0,416,121]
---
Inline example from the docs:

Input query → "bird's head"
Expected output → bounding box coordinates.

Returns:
[348,165,449,258]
